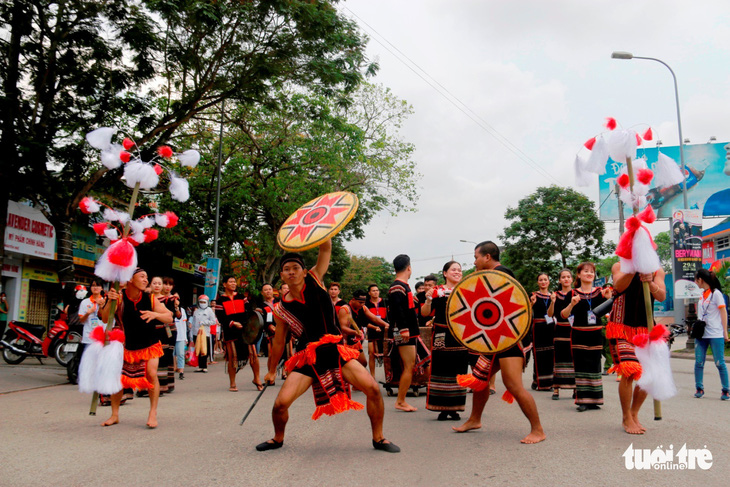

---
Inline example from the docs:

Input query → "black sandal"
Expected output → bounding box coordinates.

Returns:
[552,390,559,400]
[372,438,400,453]
[437,412,449,421]
[256,439,283,451]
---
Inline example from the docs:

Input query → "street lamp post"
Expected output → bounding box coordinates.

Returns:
[610,51,688,209]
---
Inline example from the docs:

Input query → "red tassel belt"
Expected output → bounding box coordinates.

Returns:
[606,322,648,341]
[124,342,164,363]
[285,334,359,373]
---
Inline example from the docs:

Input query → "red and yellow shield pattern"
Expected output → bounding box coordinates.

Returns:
[277,192,359,251]
[446,270,531,354]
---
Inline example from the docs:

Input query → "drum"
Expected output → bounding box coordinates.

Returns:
[277,192,359,251]
[446,270,531,354]
[242,310,264,345]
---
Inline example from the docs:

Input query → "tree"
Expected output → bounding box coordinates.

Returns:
[339,255,394,299]
[500,185,610,289]
[163,83,417,287]
[0,0,374,282]
[654,231,672,272]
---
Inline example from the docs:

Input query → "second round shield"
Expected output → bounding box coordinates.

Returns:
[446,270,532,354]
[277,192,359,252]
[242,310,264,345]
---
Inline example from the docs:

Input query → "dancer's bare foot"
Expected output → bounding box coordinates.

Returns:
[452,419,482,433]
[623,419,644,434]
[229,386,238,392]
[101,416,119,427]
[146,413,158,429]
[631,414,646,432]
[520,430,546,444]
[394,402,417,412]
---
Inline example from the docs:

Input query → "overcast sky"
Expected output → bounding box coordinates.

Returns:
[338,0,730,282]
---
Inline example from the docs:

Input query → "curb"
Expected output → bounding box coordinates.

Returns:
[672,351,730,363]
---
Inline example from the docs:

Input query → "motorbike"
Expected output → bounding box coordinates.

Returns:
[1,319,82,366]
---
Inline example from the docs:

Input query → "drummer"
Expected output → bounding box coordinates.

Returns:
[257,239,400,453]
[453,241,546,444]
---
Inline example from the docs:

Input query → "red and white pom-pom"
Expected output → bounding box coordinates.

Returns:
[169,176,190,202]
[585,136,609,174]
[79,197,101,214]
[122,138,135,150]
[123,161,159,190]
[607,129,637,162]
[95,334,124,395]
[575,154,593,187]
[616,206,659,274]
[78,326,106,394]
[153,164,163,175]
[653,152,684,188]
[633,324,677,401]
[617,173,630,189]
[139,216,155,229]
[637,168,654,185]
[95,239,138,283]
[584,137,597,151]
[635,133,643,147]
[143,228,159,242]
[93,223,108,236]
[177,149,200,168]
[155,211,178,228]
[103,228,119,241]
[642,127,653,141]
[120,151,132,163]
[129,220,145,235]
[130,232,146,245]
[605,117,617,130]
[103,208,120,221]
[100,144,124,170]
[157,145,174,159]
[86,127,117,150]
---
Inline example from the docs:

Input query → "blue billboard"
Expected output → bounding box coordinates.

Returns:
[598,142,730,220]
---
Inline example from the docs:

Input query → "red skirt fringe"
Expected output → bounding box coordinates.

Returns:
[124,342,163,363]
[606,322,648,342]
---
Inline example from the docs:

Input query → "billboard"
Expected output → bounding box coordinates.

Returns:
[672,209,703,299]
[598,142,730,220]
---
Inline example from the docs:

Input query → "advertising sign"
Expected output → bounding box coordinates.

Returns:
[672,209,703,299]
[702,241,715,266]
[598,142,730,220]
[5,200,56,260]
[72,223,105,267]
[204,257,221,300]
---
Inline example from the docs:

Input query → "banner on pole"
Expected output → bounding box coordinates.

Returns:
[672,209,703,299]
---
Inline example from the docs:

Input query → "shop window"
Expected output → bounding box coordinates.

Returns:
[717,236,730,252]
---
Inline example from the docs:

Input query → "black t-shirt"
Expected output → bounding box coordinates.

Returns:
[387,280,419,338]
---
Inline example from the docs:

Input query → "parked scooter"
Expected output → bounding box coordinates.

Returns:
[1,319,81,366]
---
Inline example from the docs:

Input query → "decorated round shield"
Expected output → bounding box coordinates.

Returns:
[446,270,532,354]
[242,310,264,345]
[277,192,359,252]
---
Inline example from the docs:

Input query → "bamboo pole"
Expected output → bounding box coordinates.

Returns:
[625,157,662,420]
[89,183,141,415]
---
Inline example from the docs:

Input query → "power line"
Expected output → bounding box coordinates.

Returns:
[343,6,562,185]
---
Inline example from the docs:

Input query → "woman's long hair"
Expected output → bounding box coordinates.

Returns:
[695,268,722,292]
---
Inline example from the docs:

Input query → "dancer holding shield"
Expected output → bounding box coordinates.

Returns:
[452,241,545,444]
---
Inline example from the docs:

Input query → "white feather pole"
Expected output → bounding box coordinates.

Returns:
[130,220,144,235]
[619,256,636,275]
[115,211,130,225]
[100,144,124,170]
[169,176,190,202]
[124,161,159,190]
[95,340,124,395]
[86,127,117,150]
[586,137,609,174]
[607,129,637,162]
[177,149,201,168]
[631,227,661,274]
[78,339,103,393]
[653,152,684,188]
[636,338,677,401]
[103,208,120,221]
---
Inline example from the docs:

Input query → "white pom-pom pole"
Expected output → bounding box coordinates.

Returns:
[86,127,117,150]
[169,176,190,202]
[636,337,677,401]
[95,340,124,395]
[624,155,662,420]
[78,339,103,394]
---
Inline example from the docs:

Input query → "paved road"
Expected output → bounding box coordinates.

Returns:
[0,338,727,487]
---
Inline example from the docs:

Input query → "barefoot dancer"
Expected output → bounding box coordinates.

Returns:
[257,240,399,453]
[387,254,422,412]
[608,263,666,434]
[453,241,546,444]
[99,268,173,428]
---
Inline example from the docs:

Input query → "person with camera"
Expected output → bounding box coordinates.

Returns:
[692,268,729,400]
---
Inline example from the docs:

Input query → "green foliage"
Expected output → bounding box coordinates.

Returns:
[500,185,610,291]
[654,231,673,272]
[339,254,394,299]
[715,261,730,297]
